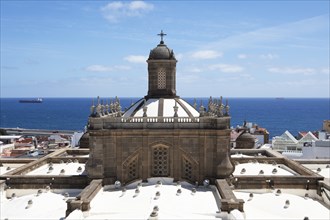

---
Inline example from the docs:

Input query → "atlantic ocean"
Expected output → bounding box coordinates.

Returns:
[1,98,329,138]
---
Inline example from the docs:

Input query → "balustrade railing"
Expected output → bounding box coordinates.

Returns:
[117,117,200,123]
[90,115,230,130]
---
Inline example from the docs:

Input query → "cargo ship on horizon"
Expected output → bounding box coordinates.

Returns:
[19,98,43,103]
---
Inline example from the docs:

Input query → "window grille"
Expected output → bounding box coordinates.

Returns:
[152,145,169,176]
[157,68,166,89]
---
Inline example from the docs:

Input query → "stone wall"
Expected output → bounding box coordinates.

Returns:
[87,128,234,185]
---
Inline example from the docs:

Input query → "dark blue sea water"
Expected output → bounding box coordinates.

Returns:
[0,98,329,138]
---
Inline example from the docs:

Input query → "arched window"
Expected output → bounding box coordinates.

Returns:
[152,145,169,176]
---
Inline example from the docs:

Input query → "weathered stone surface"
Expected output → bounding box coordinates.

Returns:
[87,119,234,184]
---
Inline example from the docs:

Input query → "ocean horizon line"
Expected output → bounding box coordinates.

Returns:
[1,96,329,99]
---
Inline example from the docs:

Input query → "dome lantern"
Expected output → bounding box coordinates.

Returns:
[146,30,177,98]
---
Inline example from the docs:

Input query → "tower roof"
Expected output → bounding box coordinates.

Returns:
[148,30,176,60]
[148,44,175,60]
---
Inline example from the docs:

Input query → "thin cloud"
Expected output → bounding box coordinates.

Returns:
[209,64,244,73]
[124,55,147,63]
[85,64,130,72]
[191,50,222,59]
[240,73,254,80]
[268,67,315,75]
[101,1,154,23]
[216,73,253,82]
[321,68,329,74]
[237,54,248,59]
[175,53,183,60]
[208,14,329,51]
[190,67,202,73]
[79,76,113,85]
[260,53,278,60]
[274,79,327,87]
[85,65,113,72]
[177,74,200,84]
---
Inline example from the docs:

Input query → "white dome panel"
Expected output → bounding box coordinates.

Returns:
[180,99,199,117]
[134,99,159,117]
[163,99,186,117]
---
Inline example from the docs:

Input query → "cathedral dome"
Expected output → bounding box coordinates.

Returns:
[235,132,256,149]
[123,98,199,118]
[148,43,175,60]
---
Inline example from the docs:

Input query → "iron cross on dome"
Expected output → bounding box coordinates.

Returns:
[158,30,167,44]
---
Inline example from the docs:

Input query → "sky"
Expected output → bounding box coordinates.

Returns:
[1,0,329,98]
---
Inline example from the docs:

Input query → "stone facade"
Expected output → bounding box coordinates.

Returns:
[87,116,233,184]
[86,32,234,185]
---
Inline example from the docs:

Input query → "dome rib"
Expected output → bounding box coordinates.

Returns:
[175,98,194,118]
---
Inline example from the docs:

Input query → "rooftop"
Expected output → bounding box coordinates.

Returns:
[234,190,329,219]
[0,148,329,220]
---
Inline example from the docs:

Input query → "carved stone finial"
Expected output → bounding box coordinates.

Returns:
[199,100,205,117]
[117,104,122,117]
[208,96,212,113]
[143,99,148,117]
[218,96,224,117]
[193,98,197,109]
[90,99,95,115]
[117,97,121,106]
[100,100,104,116]
[95,97,102,117]
[173,101,178,117]
[225,99,230,116]
[110,100,114,113]
[105,99,109,115]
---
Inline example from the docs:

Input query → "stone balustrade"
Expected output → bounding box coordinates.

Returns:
[89,116,230,130]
